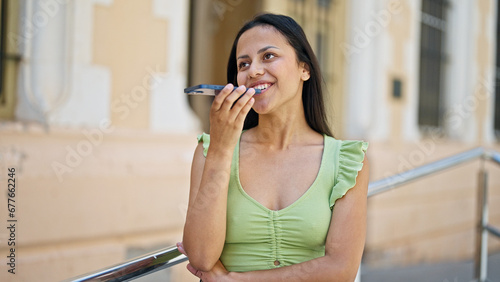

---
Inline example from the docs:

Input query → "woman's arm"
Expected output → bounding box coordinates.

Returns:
[182,141,231,272]
[186,155,369,281]
[182,85,255,272]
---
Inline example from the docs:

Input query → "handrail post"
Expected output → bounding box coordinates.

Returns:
[474,167,488,282]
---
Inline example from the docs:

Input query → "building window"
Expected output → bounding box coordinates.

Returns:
[417,0,447,128]
[0,0,20,120]
[495,0,500,139]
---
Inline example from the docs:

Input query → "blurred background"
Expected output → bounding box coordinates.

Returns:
[0,0,499,281]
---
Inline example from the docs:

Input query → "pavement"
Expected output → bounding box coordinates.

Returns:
[361,252,500,282]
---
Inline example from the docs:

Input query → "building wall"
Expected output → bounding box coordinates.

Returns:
[93,0,167,129]
[366,140,500,267]
[345,0,500,268]
[0,127,198,281]
[0,0,199,281]
[0,0,499,281]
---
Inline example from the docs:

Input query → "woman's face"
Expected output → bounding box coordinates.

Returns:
[236,25,310,115]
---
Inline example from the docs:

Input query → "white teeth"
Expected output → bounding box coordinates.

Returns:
[254,83,271,90]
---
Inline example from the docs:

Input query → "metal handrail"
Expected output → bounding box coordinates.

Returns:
[368,147,486,196]
[65,147,500,282]
[63,246,188,282]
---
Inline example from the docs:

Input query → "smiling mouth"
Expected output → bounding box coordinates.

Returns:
[252,83,273,93]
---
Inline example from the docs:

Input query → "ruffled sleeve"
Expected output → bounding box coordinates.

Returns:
[197,132,210,157]
[329,140,368,209]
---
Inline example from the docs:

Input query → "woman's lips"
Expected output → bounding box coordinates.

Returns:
[251,83,273,94]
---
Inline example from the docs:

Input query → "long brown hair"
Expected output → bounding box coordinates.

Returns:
[227,13,333,137]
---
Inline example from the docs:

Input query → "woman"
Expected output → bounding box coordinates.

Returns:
[180,13,369,281]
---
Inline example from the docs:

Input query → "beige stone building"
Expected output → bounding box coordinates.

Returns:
[0,0,499,281]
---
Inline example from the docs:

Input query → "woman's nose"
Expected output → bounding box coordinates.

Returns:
[248,62,264,78]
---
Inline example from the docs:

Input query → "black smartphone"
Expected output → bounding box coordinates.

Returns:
[184,84,261,96]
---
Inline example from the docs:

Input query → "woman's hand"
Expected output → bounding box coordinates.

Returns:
[177,242,231,282]
[208,84,255,157]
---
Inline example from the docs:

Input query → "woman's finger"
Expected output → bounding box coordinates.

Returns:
[176,242,187,256]
[219,85,247,112]
[229,88,255,120]
[211,84,234,112]
[235,96,255,124]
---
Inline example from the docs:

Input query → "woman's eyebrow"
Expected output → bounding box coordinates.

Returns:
[257,45,278,54]
[237,45,279,60]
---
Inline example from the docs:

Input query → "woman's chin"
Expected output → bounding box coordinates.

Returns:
[251,103,272,115]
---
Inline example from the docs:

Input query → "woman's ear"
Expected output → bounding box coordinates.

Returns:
[300,62,311,81]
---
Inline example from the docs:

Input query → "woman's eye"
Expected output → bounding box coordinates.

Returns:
[238,62,249,70]
[264,53,275,60]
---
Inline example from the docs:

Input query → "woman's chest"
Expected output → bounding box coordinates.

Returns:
[238,145,323,211]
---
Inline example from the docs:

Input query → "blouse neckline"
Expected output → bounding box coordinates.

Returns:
[234,133,328,213]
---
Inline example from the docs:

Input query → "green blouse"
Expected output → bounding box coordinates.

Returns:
[197,133,368,272]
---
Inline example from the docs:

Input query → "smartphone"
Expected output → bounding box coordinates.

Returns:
[184,84,261,96]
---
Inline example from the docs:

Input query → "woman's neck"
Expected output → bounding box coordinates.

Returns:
[249,107,320,150]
